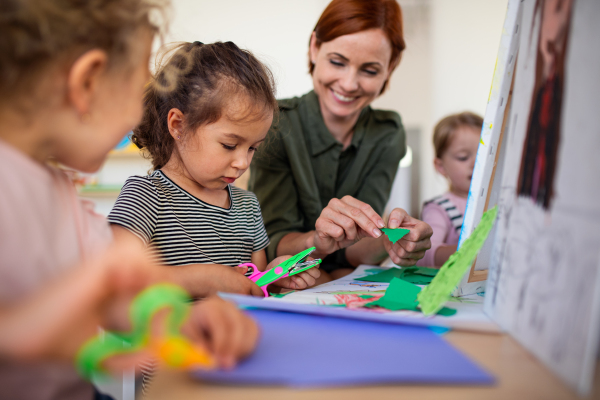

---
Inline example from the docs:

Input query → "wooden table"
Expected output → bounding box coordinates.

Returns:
[145,330,600,400]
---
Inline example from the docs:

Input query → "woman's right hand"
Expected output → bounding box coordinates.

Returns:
[312,195,385,257]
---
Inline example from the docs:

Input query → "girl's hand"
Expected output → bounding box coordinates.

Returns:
[383,208,433,266]
[181,296,259,370]
[267,256,321,290]
[198,264,265,297]
[312,196,385,258]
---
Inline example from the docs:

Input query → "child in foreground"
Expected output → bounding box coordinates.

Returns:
[108,42,321,296]
[417,112,483,267]
[0,1,258,399]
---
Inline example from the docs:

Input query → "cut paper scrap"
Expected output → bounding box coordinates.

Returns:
[356,266,439,285]
[364,278,457,316]
[417,206,498,316]
[380,228,410,244]
[76,284,214,381]
[364,278,421,311]
[193,309,494,387]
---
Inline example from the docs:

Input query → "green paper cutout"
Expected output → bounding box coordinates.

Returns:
[326,303,347,307]
[364,278,421,311]
[356,266,439,285]
[417,206,498,316]
[436,307,457,317]
[364,268,384,273]
[358,295,375,299]
[356,268,404,283]
[76,284,191,380]
[269,291,295,298]
[381,228,410,244]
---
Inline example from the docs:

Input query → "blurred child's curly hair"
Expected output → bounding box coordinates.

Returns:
[0,0,168,110]
[433,111,483,158]
[132,41,278,171]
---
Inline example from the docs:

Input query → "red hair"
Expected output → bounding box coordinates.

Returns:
[309,0,405,94]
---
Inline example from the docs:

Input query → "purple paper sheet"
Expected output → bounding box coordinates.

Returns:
[192,309,494,388]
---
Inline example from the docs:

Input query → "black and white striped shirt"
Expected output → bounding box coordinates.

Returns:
[108,170,269,266]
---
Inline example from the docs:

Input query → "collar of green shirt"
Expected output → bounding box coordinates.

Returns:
[303,90,370,157]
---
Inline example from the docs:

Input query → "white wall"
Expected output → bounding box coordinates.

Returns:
[164,0,331,99]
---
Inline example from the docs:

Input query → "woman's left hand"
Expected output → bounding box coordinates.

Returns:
[383,208,433,266]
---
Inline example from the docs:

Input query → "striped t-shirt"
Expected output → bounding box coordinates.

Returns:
[108,170,269,267]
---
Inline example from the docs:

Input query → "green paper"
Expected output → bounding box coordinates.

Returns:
[356,267,404,283]
[417,206,498,316]
[381,228,410,244]
[364,278,421,311]
[436,307,457,317]
[269,291,295,298]
[402,266,439,277]
[356,266,438,285]
[364,268,384,273]
[358,295,375,299]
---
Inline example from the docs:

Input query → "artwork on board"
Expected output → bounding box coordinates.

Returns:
[517,0,574,210]
[485,0,600,395]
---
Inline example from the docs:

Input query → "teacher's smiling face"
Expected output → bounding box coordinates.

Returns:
[309,28,393,121]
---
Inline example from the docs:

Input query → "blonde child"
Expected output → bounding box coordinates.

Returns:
[108,42,321,296]
[417,112,483,267]
[0,1,258,399]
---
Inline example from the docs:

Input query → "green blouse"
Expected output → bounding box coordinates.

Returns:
[249,90,406,266]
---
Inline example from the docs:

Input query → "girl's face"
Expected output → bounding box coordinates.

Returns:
[309,28,392,122]
[55,29,153,172]
[176,100,273,192]
[434,126,480,197]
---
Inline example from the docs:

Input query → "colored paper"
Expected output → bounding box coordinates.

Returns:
[356,266,439,285]
[193,309,494,387]
[381,228,410,244]
[418,206,498,316]
[364,278,421,311]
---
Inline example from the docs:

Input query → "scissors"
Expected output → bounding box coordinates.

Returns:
[237,247,322,297]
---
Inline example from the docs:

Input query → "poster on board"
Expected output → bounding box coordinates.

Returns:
[484,0,600,395]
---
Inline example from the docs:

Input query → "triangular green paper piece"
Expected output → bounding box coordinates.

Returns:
[358,295,375,299]
[381,228,410,244]
[269,291,295,298]
[364,278,421,311]
[417,206,498,316]
[356,267,404,282]
[400,275,436,285]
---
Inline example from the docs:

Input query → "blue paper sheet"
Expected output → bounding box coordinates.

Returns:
[193,309,494,388]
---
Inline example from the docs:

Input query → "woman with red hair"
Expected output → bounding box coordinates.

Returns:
[249,0,432,280]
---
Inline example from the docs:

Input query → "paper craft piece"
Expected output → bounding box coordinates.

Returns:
[381,228,410,244]
[364,278,421,311]
[193,309,494,387]
[76,284,214,380]
[418,206,498,316]
[357,266,439,285]
[269,291,295,298]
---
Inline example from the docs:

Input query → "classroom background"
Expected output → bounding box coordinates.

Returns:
[82,0,508,217]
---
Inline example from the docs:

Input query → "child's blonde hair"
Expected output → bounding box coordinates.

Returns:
[433,112,483,158]
[0,0,168,111]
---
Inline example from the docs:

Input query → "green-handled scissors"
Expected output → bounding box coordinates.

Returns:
[237,247,321,297]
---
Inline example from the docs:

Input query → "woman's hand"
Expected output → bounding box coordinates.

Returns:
[383,208,433,266]
[312,196,385,257]
[181,296,259,370]
[267,255,321,290]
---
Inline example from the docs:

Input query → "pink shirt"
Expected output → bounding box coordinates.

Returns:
[0,140,112,400]
[417,192,467,267]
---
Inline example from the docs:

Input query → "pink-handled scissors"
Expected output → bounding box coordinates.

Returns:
[236,247,321,297]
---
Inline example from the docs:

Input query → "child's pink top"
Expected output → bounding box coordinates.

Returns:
[417,191,467,267]
[0,139,112,400]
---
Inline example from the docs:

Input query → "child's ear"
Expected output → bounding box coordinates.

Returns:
[434,157,447,178]
[67,49,108,118]
[167,108,185,140]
